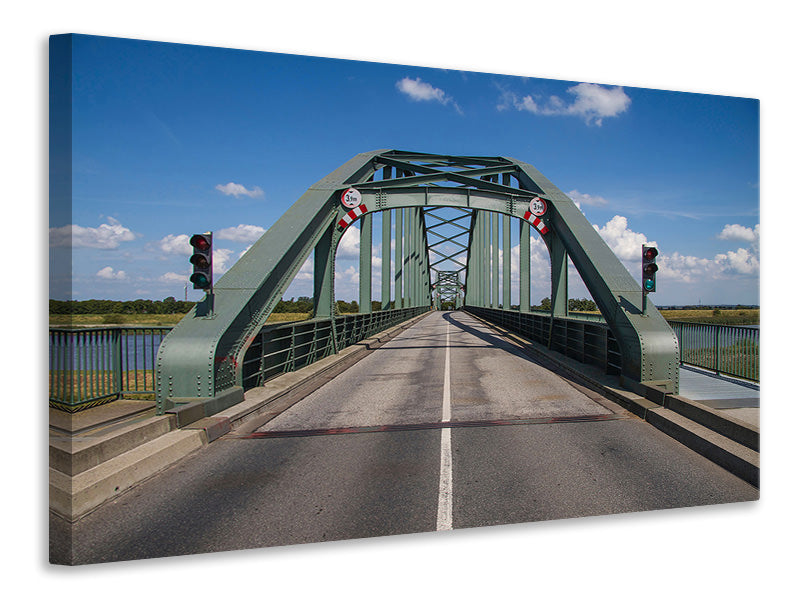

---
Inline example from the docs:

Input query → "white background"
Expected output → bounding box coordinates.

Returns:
[3,1,795,596]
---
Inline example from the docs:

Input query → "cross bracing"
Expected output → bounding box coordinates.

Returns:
[155,150,680,418]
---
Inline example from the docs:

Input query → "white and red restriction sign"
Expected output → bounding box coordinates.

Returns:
[523,196,549,236]
[341,187,362,209]
[529,196,547,217]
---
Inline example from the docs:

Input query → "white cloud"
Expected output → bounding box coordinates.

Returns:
[567,189,609,210]
[335,265,359,285]
[337,225,360,259]
[158,233,191,255]
[50,217,136,249]
[498,82,631,126]
[216,224,266,243]
[593,215,653,261]
[159,271,188,283]
[396,77,462,114]
[294,256,313,281]
[213,248,234,273]
[214,182,265,198]
[714,248,759,275]
[96,266,127,280]
[718,223,759,243]
[590,215,759,284]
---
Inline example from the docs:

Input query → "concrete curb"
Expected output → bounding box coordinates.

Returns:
[49,429,205,522]
[468,312,760,488]
[49,310,433,522]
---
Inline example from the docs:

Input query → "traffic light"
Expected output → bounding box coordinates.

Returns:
[189,233,213,290]
[642,245,658,293]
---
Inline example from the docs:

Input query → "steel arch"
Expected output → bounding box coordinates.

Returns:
[156,150,679,415]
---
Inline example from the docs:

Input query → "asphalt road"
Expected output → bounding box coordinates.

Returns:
[53,311,758,565]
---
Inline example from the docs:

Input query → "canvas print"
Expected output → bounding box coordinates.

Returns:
[49,34,759,566]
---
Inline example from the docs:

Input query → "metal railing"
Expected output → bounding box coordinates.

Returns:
[463,308,760,384]
[49,326,171,412]
[49,308,431,411]
[464,306,622,376]
[242,307,431,390]
[668,321,759,382]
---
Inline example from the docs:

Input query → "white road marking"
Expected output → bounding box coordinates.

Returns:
[437,319,453,531]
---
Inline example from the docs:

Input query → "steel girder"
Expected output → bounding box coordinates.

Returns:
[156,150,679,415]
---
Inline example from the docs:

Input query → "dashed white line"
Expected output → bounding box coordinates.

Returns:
[436,319,453,531]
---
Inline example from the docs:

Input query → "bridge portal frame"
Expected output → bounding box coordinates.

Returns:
[155,150,679,416]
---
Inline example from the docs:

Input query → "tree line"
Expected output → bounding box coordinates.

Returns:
[49,296,367,315]
[49,297,196,315]
[50,296,598,315]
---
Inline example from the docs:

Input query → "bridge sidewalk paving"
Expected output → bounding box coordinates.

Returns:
[678,365,759,428]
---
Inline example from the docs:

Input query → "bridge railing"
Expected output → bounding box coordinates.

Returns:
[49,308,431,412]
[464,307,760,384]
[49,326,171,412]
[464,306,622,376]
[668,321,759,382]
[242,306,431,390]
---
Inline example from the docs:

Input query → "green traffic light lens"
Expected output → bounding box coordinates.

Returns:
[190,273,210,288]
[644,279,655,291]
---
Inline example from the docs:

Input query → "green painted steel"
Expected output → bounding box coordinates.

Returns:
[359,212,372,313]
[503,213,511,309]
[382,210,391,309]
[156,150,680,415]
[492,212,499,308]
[519,219,531,312]
[466,306,623,377]
[242,307,430,389]
[394,208,403,308]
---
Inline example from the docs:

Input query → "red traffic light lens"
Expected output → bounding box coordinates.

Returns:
[190,234,211,251]
[643,247,658,261]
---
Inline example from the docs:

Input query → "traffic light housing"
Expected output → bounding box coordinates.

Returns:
[189,233,213,290]
[642,245,658,293]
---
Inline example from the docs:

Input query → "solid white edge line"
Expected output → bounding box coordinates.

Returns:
[437,319,453,531]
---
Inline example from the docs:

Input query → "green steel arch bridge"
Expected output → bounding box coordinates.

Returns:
[156,150,679,419]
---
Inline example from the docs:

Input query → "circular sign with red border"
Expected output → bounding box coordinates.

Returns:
[341,188,362,209]
[529,196,547,217]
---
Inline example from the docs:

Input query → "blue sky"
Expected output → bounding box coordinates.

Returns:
[51,34,759,306]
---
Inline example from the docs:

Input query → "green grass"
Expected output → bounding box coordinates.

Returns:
[49,312,313,327]
[659,308,759,326]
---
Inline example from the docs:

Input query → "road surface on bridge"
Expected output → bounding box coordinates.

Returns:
[55,311,758,564]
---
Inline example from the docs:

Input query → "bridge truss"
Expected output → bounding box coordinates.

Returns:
[156,150,679,416]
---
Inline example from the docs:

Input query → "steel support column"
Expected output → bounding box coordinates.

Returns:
[519,220,531,312]
[492,212,499,308]
[503,213,511,309]
[395,208,403,308]
[313,224,335,318]
[403,207,411,308]
[382,210,391,310]
[550,233,569,317]
[359,212,372,313]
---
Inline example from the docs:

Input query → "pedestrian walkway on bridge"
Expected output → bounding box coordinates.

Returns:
[678,366,759,427]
